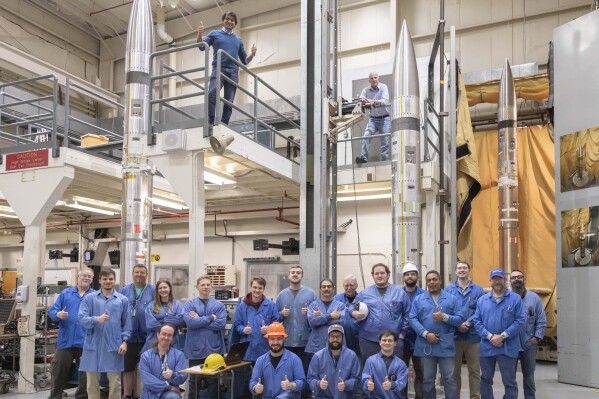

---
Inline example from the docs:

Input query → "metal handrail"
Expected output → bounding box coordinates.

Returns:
[0,74,59,156]
[215,49,300,153]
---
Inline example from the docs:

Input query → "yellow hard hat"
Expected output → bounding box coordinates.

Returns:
[202,353,226,371]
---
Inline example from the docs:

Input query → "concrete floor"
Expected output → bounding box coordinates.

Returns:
[0,362,595,398]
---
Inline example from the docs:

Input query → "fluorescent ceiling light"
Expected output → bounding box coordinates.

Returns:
[58,201,117,216]
[152,197,188,210]
[204,171,236,185]
[0,205,14,213]
[0,213,18,219]
[337,193,392,202]
[72,196,121,212]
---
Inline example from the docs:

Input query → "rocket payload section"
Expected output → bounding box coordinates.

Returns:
[121,0,155,279]
[391,21,422,276]
[498,59,518,275]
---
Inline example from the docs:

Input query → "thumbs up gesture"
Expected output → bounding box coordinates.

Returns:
[383,375,392,390]
[57,307,68,320]
[281,375,294,391]
[260,320,267,334]
[281,305,290,317]
[97,309,109,323]
[433,305,444,322]
[367,375,375,391]
[254,377,264,394]
[337,377,345,392]
[331,305,340,319]
[301,303,308,316]
[162,364,173,379]
[319,374,328,389]
[243,322,252,335]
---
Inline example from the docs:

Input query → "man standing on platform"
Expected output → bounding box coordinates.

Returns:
[356,71,390,164]
[48,268,95,399]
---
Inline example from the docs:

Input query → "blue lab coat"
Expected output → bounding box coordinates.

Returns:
[445,281,485,343]
[120,283,155,343]
[518,290,547,350]
[183,297,226,360]
[250,349,306,399]
[139,347,188,399]
[48,285,95,349]
[408,290,463,357]
[353,285,410,342]
[307,346,361,398]
[143,300,185,352]
[305,299,346,354]
[78,290,132,372]
[473,290,525,358]
[276,286,317,347]
[401,286,425,350]
[332,292,360,353]
[361,353,408,399]
[233,296,280,361]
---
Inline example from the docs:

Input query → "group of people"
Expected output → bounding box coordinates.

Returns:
[47,261,546,399]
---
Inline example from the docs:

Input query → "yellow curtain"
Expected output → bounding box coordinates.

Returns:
[470,125,555,291]
[466,76,549,107]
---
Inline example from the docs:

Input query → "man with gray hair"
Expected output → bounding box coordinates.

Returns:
[333,274,361,359]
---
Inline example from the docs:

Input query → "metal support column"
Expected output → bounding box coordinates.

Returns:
[450,26,458,272]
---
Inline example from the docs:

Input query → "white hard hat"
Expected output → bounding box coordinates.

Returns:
[402,262,418,275]
[357,301,369,317]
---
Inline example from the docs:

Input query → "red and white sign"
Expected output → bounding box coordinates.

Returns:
[5,149,49,171]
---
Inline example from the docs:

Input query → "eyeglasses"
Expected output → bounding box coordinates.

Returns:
[510,276,524,281]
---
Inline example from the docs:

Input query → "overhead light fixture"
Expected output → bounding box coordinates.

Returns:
[72,196,121,212]
[337,193,392,202]
[166,0,180,8]
[152,197,189,210]
[204,170,236,185]
[0,213,18,219]
[209,133,235,155]
[0,205,15,213]
[57,200,117,216]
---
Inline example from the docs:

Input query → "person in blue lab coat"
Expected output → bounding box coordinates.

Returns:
[362,331,408,399]
[78,268,131,399]
[120,264,156,399]
[144,279,184,352]
[48,268,95,399]
[351,264,411,361]
[234,276,279,361]
[472,269,525,399]
[307,324,361,399]
[250,322,306,398]
[276,265,317,398]
[409,270,463,399]
[333,274,361,360]
[183,275,226,399]
[510,269,547,399]
[139,324,188,399]
[444,261,485,399]
[305,279,346,360]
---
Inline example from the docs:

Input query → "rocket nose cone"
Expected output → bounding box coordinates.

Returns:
[498,59,516,122]
[393,19,419,99]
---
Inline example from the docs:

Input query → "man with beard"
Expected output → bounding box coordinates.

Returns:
[351,263,410,361]
[333,275,361,360]
[509,270,547,399]
[445,261,485,399]
[472,269,525,399]
[400,263,425,399]
[250,322,306,398]
[409,270,463,399]
[362,331,408,399]
[138,325,187,399]
[308,325,361,398]
[306,279,345,361]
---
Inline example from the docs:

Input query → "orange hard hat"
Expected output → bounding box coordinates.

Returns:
[263,321,288,338]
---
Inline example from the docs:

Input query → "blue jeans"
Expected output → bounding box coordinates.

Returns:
[208,68,239,125]
[421,356,456,399]
[518,344,538,399]
[360,116,390,161]
[160,391,182,399]
[480,355,518,399]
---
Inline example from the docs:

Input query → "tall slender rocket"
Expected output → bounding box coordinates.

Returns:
[391,21,421,277]
[121,0,155,280]
[498,59,518,274]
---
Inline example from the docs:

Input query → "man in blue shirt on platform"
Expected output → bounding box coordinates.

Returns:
[48,268,95,399]
[473,269,525,399]
[197,11,257,126]
[356,71,390,164]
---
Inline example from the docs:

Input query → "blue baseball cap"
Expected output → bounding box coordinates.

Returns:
[490,269,505,278]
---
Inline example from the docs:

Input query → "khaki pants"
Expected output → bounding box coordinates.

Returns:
[454,341,481,399]
[87,372,121,399]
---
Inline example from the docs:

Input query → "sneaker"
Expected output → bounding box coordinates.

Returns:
[355,157,367,165]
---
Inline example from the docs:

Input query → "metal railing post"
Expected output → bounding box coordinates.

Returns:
[254,74,258,140]
[215,50,222,127]
[64,78,71,149]
[203,42,209,135]
[159,60,165,126]
[51,76,59,157]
